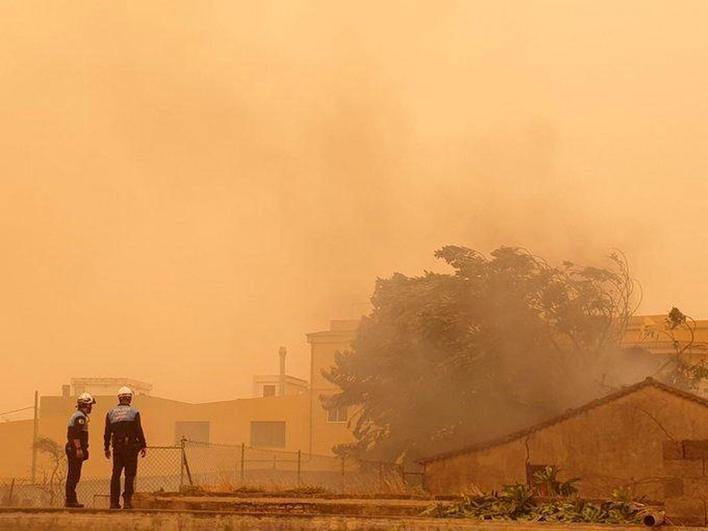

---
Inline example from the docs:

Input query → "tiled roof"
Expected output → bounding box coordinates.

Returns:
[419,377,708,464]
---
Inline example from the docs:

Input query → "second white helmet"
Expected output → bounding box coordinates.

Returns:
[77,392,96,405]
[117,386,133,398]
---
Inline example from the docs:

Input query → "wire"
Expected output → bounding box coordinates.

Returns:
[0,406,33,417]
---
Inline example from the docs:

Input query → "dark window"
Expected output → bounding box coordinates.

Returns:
[175,421,210,445]
[262,384,276,397]
[250,421,286,447]
[327,406,348,423]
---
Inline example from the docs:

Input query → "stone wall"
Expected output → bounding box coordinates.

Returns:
[663,439,708,525]
[424,385,708,499]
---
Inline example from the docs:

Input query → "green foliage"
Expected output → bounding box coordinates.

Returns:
[421,483,644,523]
[645,307,708,391]
[531,466,579,497]
[324,246,638,460]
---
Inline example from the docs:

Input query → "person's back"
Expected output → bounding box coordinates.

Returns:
[105,404,144,449]
[104,387,146,509]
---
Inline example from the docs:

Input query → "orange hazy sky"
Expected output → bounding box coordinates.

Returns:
[2,1,708,412]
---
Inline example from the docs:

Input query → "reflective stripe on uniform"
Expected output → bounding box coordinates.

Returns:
[108,405,139,424]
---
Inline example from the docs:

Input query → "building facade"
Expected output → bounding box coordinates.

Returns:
[0,320,359,480]
[421,378,708,500]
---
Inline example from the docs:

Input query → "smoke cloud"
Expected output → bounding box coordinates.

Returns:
[1,1,708,410]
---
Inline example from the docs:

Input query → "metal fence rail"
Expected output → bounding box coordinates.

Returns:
[0,440,423,507]
[182,440,423,494]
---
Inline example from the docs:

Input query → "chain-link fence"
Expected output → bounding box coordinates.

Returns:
[0,440,423,507]
[182,440,423,495]
[0,445,185,508]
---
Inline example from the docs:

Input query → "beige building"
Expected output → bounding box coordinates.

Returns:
[0,320,359,480]
[624,314,708,359]
[252,346,308,398]
[306,320,359,455]
[69,378,152,397]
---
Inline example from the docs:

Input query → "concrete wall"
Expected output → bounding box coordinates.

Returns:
[424,386,708,500]
[0,510,652,531]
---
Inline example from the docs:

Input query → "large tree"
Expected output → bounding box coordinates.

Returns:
[323,246,639,462]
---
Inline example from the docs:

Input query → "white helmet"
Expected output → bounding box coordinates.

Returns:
[77,392,96,406]
[117,386,133,399]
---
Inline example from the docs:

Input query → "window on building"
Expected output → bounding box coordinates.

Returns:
[327,406,348,423]
[262,384,276,397]
[250,421,286,448]
[175,421,210,445]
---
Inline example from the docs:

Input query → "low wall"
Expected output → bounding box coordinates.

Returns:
[0,509,663,531]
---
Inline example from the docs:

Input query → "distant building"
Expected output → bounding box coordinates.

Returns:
[252,346,309,397]
[0,320,360,479]
[252,375,308,398]
[623,314,708,359]
[68,377,152,397]
[306,319,359,455]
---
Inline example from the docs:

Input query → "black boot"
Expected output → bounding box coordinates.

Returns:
[109,502,121,509]
[123,498,133,509]
[65,500,84,508]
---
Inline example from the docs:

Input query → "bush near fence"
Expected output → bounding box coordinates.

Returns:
[0,440,423,507]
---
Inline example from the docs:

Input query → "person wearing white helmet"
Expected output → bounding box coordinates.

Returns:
[103,386,147,509]
[64,392,96,508]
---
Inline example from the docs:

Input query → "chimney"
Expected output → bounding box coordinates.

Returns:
[279,346,287,396]
[62,385,70,398]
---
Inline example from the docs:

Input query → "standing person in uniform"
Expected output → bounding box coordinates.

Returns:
[104,386,147,509]
[65,392,96,508]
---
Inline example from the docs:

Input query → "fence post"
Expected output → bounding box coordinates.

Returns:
[180,436,193,488]
[240,443,245,481]
[8,478,15,506]
[31,391,38,484]
[297,450,302,486]
[179,437,185,491]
